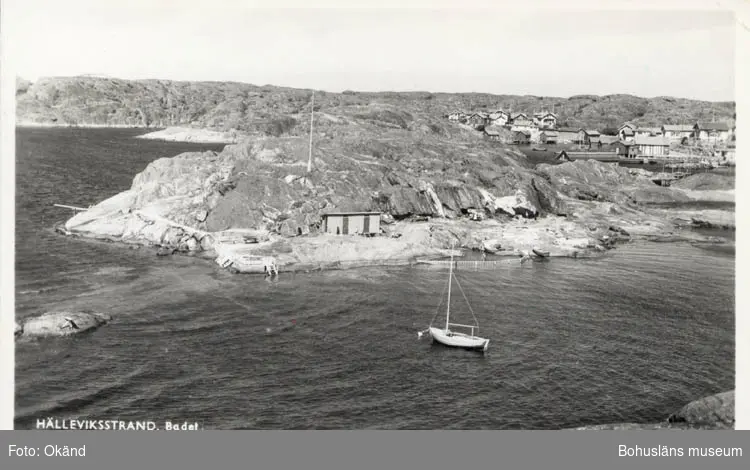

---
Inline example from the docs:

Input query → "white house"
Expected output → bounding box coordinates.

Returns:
[661,124,694,142]
[510,118,536,133]
[635,127,663,137]
[488,110,510,125]
[533,112,558,129]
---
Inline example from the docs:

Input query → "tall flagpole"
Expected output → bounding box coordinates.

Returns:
[308,90,315,174]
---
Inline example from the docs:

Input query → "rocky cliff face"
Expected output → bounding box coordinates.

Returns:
[64,120,570,244]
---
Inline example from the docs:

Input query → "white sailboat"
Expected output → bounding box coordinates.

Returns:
[417,247,490,352]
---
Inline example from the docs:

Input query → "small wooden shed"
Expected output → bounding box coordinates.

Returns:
[321,212,381,236]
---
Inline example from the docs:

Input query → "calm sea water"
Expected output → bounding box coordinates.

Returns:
[14,128,735,429]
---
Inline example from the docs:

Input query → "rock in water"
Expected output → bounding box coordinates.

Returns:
[156,247,174,256]
[667,391,734,429]
[20,311,111,338]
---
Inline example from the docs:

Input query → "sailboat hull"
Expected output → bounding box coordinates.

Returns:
[429,327,489,351]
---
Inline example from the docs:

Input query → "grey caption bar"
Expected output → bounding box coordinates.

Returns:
[1,430,748,470]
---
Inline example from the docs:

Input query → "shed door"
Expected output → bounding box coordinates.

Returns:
[342,216,349,235]
[363,215,370,234]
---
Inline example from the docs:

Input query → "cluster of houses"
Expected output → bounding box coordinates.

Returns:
[448,110,560,144]
[447,109,735,159]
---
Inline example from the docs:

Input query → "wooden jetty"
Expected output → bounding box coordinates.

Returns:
[415,258,526,269]
[53,204,89,212]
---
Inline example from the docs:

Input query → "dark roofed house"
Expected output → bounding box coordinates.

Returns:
[585,130,601,147]
[483,127,500,139]
[614,141,637,158]
[483,126,502,141]
[513,130,531,144]
[618,122,637,141]
[467,113,488,130]
[694,122,731,142]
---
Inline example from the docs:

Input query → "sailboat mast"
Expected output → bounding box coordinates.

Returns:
[445,247,453,331]
[307,90,315,174]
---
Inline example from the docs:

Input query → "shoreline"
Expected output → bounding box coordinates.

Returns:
[16,123,243,144]
[16,121,155,129]
[53,211,734,276]
[134,127,243,144]
[567,390,735,430]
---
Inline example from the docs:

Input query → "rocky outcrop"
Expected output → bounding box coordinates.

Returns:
[136,127,242,144]
[62,124,569,252]
[671,173,735,191]
[537,159,691,205]
[60,131,733,269]
[667,391,735,429]
[570,390,734,430]
[16,312,111,338]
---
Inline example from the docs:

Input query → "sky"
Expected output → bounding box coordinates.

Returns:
[4,0,738,101]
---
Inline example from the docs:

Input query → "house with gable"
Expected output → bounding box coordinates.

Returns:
[533,112,558,129]
[488,110,510,126]
[617,122,637,142]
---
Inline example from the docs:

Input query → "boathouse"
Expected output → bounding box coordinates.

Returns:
[321,212,381,236]
[614,141,637,158]
[633,135,670,157]
[556,150,620,162]
[556,127,581,144]
[539,130,558,144]
[483,126,502,141]
[512,130,531,144]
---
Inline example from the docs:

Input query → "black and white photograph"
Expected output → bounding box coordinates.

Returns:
[5,0,741,431]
